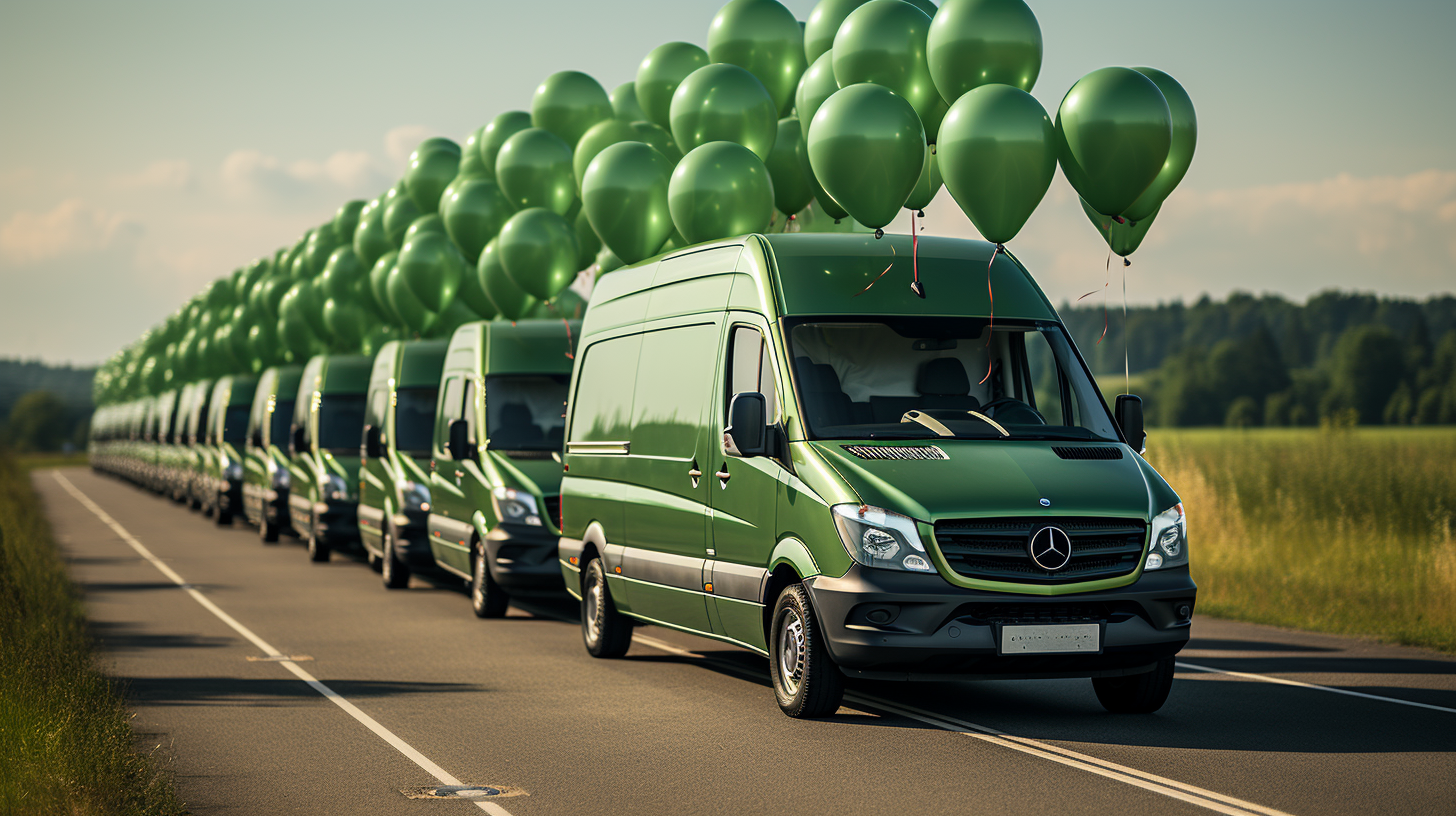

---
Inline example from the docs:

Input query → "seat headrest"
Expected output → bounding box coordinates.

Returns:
[917,357,970,396]
[795,357,843,392]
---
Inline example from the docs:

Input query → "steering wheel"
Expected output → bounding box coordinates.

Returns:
[978,397,1045,425]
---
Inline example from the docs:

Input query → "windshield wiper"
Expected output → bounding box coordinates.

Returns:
[965,410,1009,438]
[900,411,954,437]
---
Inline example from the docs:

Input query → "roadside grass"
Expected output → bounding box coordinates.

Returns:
[1145,427,1456,653]
[14,452,90,473]
[0,454,185,815]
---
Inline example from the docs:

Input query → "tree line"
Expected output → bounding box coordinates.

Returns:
[0,360,96,452]
[1062,290,1456,427]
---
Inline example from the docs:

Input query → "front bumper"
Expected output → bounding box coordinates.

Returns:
[218,478,242,513]
[313,498,359,546]
[485,524,563,595]
[805,564,1197,680]
[391,508,436,569]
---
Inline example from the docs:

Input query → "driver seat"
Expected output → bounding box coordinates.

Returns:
[915,358,981,412]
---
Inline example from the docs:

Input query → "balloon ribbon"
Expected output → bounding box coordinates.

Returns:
[910,211,924,298]
[979,243,1004,385]
[853,244,898,297]
[1076,246,1114,345]
[544,300,574,360]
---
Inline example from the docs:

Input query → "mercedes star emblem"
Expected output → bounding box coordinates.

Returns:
[1028,526,1073,571]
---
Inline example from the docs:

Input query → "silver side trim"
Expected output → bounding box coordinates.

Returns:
[566,440,631,455]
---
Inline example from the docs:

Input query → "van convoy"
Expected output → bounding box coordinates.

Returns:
[89,233,1196,719]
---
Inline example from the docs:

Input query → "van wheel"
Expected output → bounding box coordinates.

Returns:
[769,584,845,718]
[381,524,410,589]
[306,511,330,563]
[214,494,232,526]
[581,558,632,658]
[471,544,509,618]
[260,508,280,543]
[367,551,383,573]
[1092,657,1175,714]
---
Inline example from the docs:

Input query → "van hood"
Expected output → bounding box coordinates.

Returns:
[809,440,1156,522]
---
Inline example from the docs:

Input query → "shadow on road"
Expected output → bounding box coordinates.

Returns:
[119,675,490,707]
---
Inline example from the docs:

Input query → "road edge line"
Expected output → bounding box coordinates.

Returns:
[1176,660,1456,715]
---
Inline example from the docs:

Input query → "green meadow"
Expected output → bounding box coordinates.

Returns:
[1145,427,1456,652]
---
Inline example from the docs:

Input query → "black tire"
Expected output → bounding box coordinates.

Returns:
[581,557,632,658]
[1092,657,1176,714]
[470,543,510,618]
[381,524,410,589]
[367,550,383,573]
[260,506,280,543]
[306,511,330,563]
[769,584,845,719]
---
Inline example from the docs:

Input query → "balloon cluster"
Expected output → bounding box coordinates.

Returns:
[93,0,1194,406]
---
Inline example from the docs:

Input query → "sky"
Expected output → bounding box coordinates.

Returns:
[2,0,1454,365]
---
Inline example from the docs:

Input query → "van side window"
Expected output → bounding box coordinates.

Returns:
[727,326,777,423]
[463,380,479,446]
[568,334,642,443]
[631,325,719,457]
[438,376,464,449]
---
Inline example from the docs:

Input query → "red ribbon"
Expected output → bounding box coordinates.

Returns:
[979,243,1003,385]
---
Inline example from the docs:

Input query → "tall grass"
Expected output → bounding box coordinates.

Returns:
[0,454,184,815]
[1146,427,1456,652]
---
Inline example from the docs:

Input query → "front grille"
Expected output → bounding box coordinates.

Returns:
[933,517,1146,585]
[542,495,561,529]
[1052,445,1123,460]
[950,601,1142,626]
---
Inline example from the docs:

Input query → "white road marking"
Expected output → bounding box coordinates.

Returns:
[1177,660,1456,715]
[631,634,1292,816]
[53,473,514,816]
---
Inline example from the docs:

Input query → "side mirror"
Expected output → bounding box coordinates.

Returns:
[250,428,263,449]
[1115,394,1146,454]
[447,418,475,461]
[291,424,307,456]
[363,425,382,459]
[723,392,767,457]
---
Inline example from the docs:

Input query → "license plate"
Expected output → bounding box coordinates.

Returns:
[999,623,1101,655]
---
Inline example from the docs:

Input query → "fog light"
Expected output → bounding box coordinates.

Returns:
[901,553,932,572]
[1145,552,1164,570]
[1177,604,1192,621]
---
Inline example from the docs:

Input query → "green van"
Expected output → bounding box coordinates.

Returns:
[147,389,179,494]
[427,320,578,617]
[178,378,214,508]
[359,339,448,588]
[286,354,372,562]
[243,366,303,542]
[201,375,257,525]
[559,234,1196,718]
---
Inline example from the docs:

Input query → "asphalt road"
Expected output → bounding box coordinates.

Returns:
[34,467,1456,816]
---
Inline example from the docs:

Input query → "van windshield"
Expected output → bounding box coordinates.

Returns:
[269,400,294,447]
[317,394,366,453]
[221,406,249,445]
[786,317,1119,442]
[393,386,437,455]
[486,374,568,451]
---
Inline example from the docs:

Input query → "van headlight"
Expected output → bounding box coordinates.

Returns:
[1146,503,1187,570]
[224,462,243,481]
[399,480,431,513]
[271,468,290,489]
[323,474,349,501]
[832,504,934,573]
[492,487,541,526]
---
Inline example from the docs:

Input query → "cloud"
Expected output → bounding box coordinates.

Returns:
[220,147,391,202]
[384,124,439,167]
[0,199,143,263]
[114,159,194,190]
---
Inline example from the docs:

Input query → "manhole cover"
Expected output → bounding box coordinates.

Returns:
[402,785,525,800]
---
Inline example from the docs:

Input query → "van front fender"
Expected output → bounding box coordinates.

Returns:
[767,537,820,584]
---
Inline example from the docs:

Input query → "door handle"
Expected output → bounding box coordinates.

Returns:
[715,466,730,487]
[688,466,702,488]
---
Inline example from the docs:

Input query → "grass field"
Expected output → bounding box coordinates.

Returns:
[1145,427,1456,653]
[0,453,184,815]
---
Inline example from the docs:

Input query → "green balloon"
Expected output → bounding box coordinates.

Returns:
[369,251,400,325]
[807,83,926,229]
[253,275,289,322]
[630,121,682,164]
[303,224,344,279]
[426,298,481,339]
[765,116,815,216]
[927,0,1041,103]
[596,244,625,274]
[323,298,368,350]
[795,51,838,134]
[583,141,676,264]
[386,262,435,335]
[334,200,366,244]
[205,278,233,312]
[319,246,366,306]
[669,141,776,244]
[904,145,942,212]
[573,118,639,190]
[454,251,499,320]
[361,325,397,357]
[404,213,447,244]
[247,322,276,373]
[1121,67,1196,222]
[1081,197,1159,257]
[300,279,331,341]
[805,0,867,64]
[240,260,269,303]
[610,81,647,121]
[496,127,577,216]
[707,0,807,118]
[904,0,939,16]
[574,208,601,270]
[479,112,534,180]
[938,84,1056,244]
[398,230,466,313]
[383,185,423,248]
[670,63,779,161]
[531,286,588,320]
[441,177,513,263]
[277,300,316,361]
[406,138,461,214]
[635,42,710,132]
[458,126,492,179]
[353,197,391,267]
[834,0,947,142]
[229,305,253,363]
[531,71,612,148]
[498,208,580,301]
[1056,66,1171,218]
[478,239,538,321]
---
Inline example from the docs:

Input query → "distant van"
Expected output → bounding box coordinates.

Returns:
[359,339,448,588]
[201,374,257,525]
[288,354,372,562]
[560,234,1196,718]
[147,389,179,493]
[427,320,578,617]
[178,378,214,508]
[243,366,303,542]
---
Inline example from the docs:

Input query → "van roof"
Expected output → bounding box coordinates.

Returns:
[397,340,449,388]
